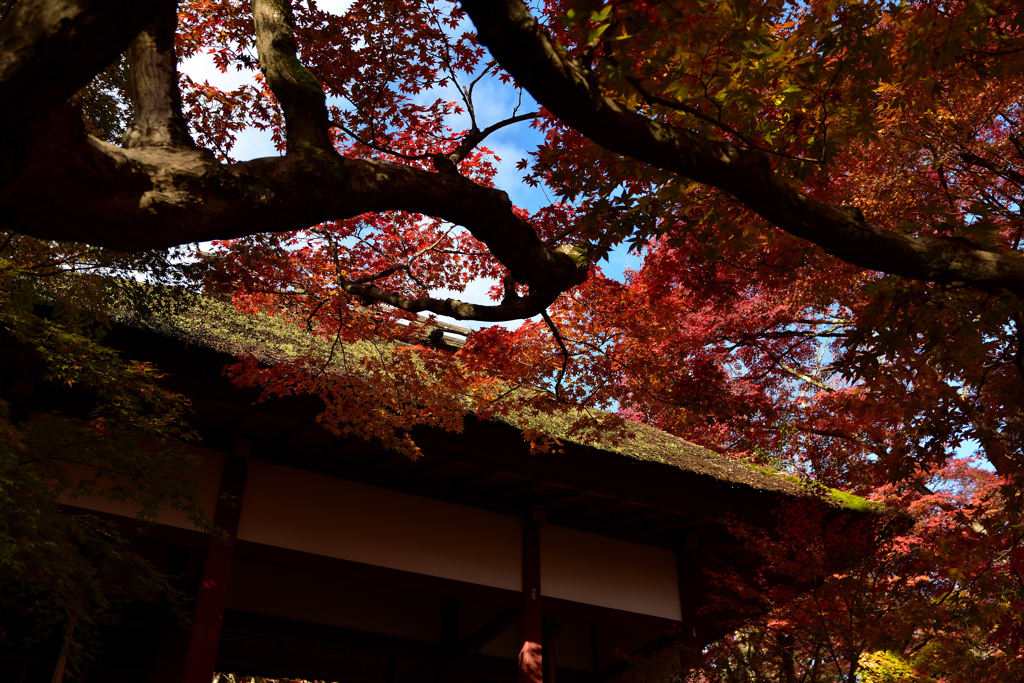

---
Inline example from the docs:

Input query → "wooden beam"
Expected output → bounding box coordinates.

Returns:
[581,500,632,516]
[538,489,587,507]
[650,518,708,531]
[519,505,543,683]
[502,479,545,499]
[461,470,514,489]
[324,437,372,457]
[396,605,523,683]
[420,460,468,480]
[376,453,414,468]
[455,606,521,659]
[181,438,250,683]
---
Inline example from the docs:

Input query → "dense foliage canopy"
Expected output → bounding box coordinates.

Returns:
[2,0,1024,679]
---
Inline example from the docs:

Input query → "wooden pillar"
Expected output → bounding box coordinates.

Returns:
[439,597,470,683]
[676,534,701,678]
[589,623,600,683]
[519,505,544,683]
[145,548,197,683]
[542,618,560,683]
[181,439,250,683]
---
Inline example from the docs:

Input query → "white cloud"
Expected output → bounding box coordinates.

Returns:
[317,0,354,15]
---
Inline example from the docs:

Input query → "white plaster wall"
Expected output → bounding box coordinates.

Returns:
[58,445,225,530]
[236,461,523,591]
[541,525,681,621]
[63,446,683,621]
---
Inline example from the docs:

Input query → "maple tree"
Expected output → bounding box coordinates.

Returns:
[3,0,1024,679]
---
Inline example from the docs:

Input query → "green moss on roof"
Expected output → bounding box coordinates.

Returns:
[119,293,882,514]
[826,488,887,513]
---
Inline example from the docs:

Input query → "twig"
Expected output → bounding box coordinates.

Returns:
[541,309,570,401]
[626,76,822,164]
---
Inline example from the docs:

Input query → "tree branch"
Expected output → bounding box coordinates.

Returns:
[541,309,570,400]
[0,0,590,324]
[958,152,1024,191]
[0,0,164,186]
[461,0,1024,297]
[0,139,588,319]
[0,0,163,132]
[450,111,538,164]
[337,280,559,322]
[251,0,332,154]
[122,0,193,148]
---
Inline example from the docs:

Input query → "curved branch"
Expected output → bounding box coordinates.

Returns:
[0,136,588,319]
[251,0,332,154]
[0,0,165,188]
[450,111,538,164]
[122,0,193,148]
[338,281,559,322]
[0,0,586,324]
[541,309,569,400]
[0,0,163,132]
[461,0,1024,297]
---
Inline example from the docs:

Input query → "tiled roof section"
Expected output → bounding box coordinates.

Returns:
[122,294,879,512]
[506,404,807,496]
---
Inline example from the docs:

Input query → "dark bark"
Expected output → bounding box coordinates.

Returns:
[460,0,1024,298]
[1,134,585,301]
[12,1,1021,321]
[0,0,586,322]
[251,0,332,154]
[122,0,193,149]
[0,0,162,188]
[0,0,162,133]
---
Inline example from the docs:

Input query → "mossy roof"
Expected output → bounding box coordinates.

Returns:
[120,294,880,513]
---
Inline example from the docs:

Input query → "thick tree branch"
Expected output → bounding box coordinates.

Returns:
[0,137,587,318]
[251,0,332,154]
[0,0,588,324]
[541,309,570,400]
[959,152,1024,191]
[122,0,193,149]
[461,0,1024,297]
[338,281,559,322]
[0,0,164,188]
[0,0,162,132]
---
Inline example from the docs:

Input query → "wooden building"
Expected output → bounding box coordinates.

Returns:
[1,299,879,683]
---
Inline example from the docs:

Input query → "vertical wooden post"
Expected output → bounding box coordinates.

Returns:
[181,439,250,683]
[542,618,560,683]
[676,533,700,680]
[519,505,544,683]
[48,615,76,683]
[440,597,470,683]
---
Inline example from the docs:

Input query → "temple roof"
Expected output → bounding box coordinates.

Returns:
[118,293,878,513]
